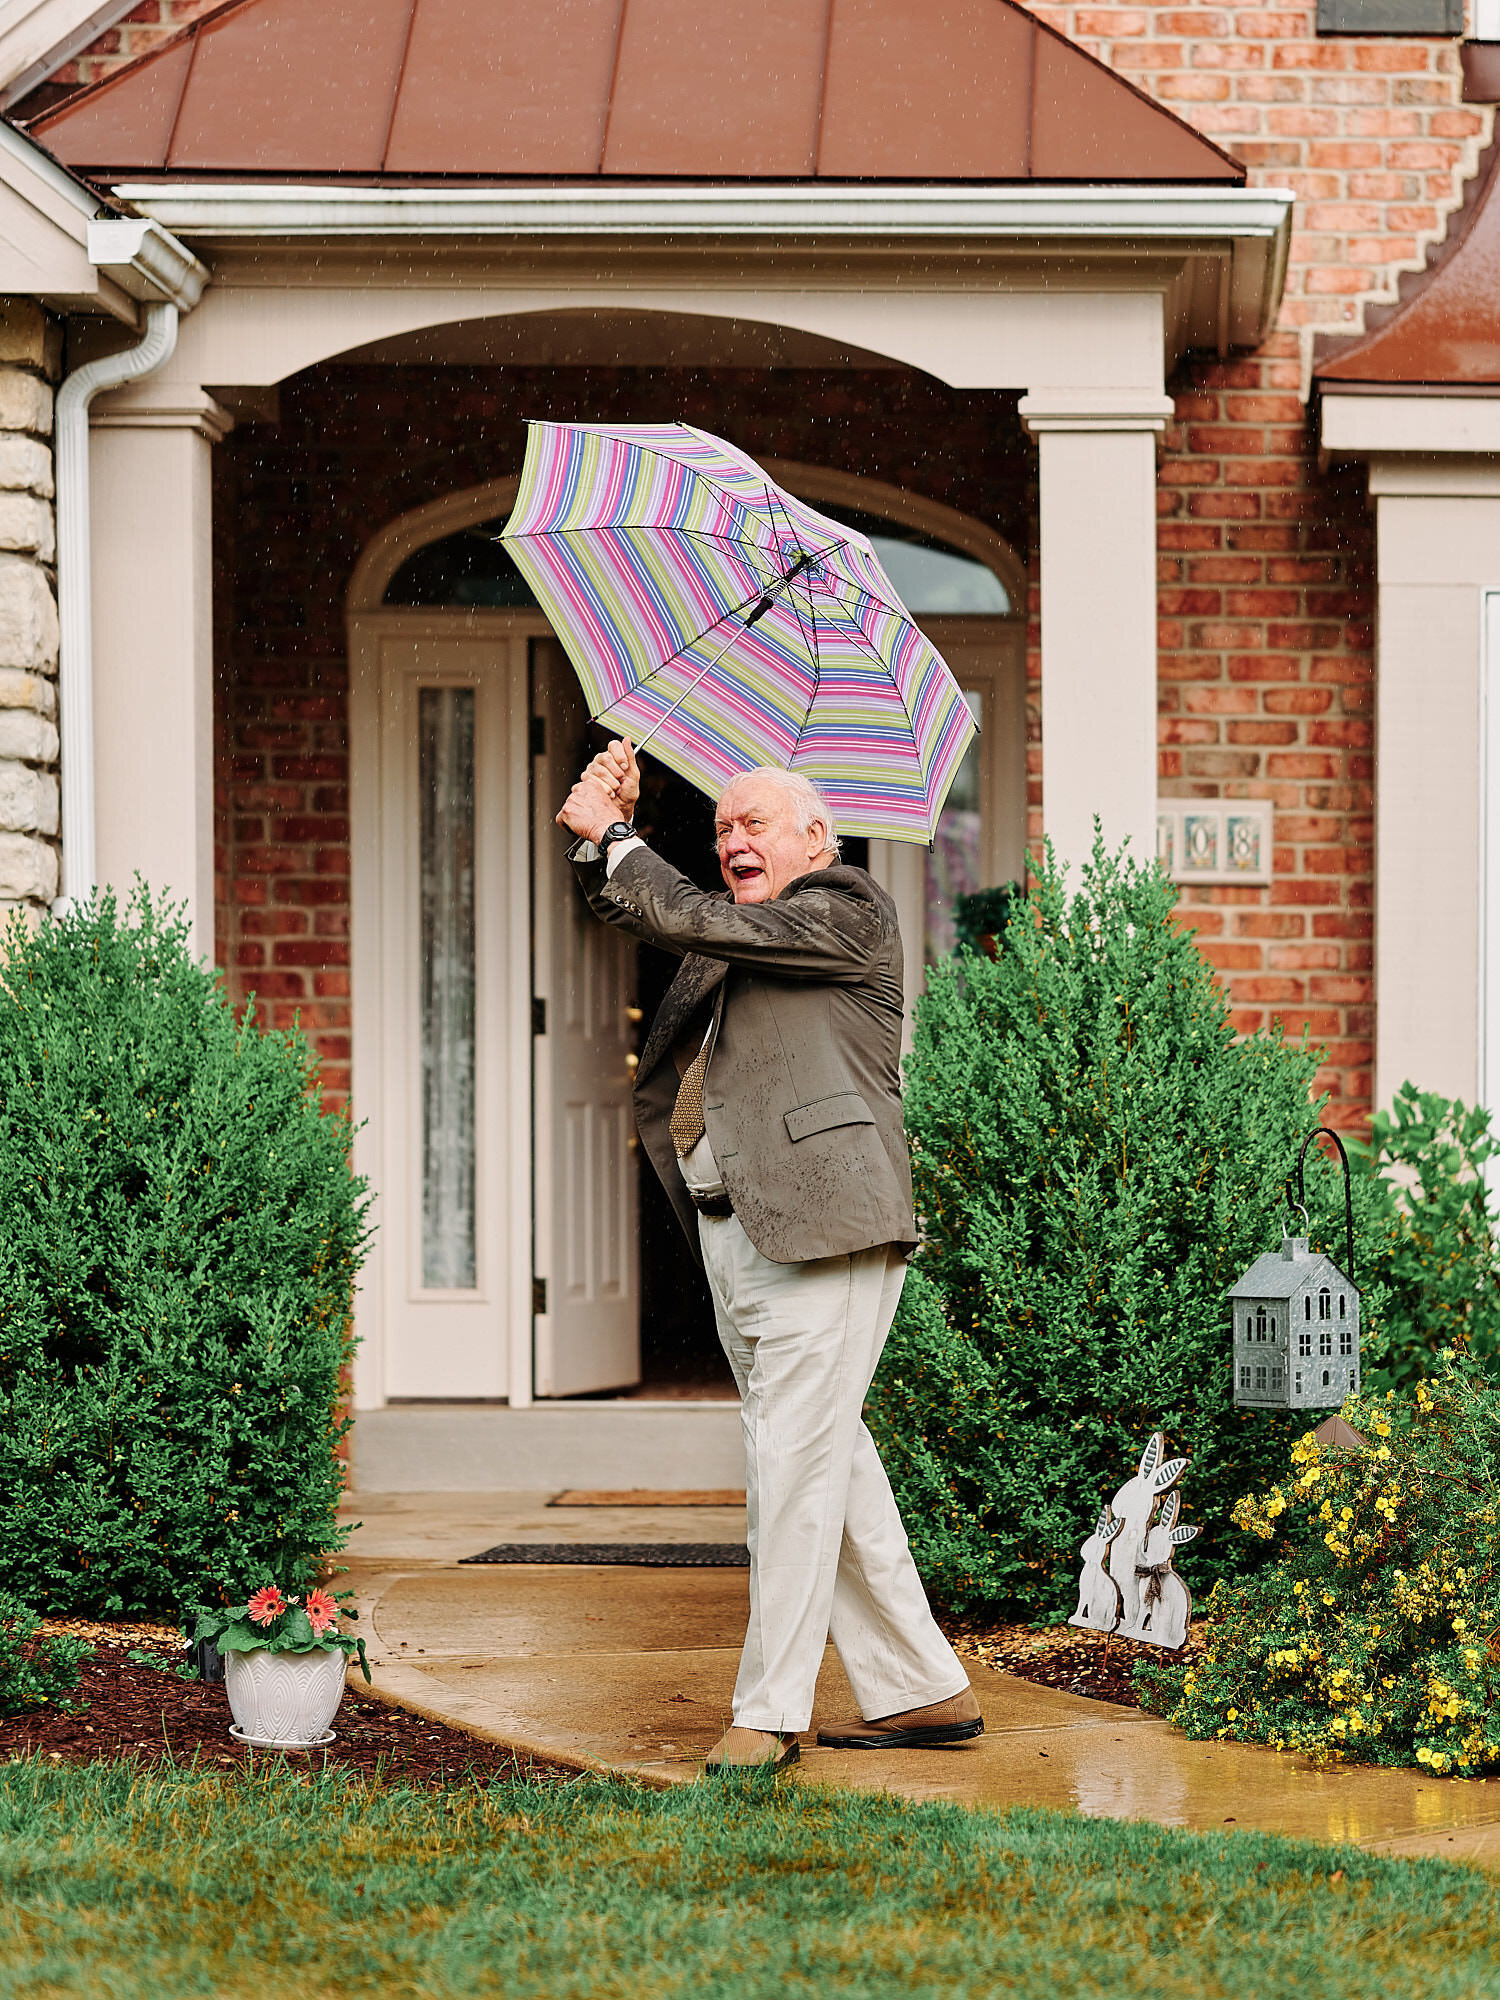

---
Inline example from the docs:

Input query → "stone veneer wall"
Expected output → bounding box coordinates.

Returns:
[0,301,58,930]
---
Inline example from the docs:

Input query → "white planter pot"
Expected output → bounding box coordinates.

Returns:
[223,1644,348,1748]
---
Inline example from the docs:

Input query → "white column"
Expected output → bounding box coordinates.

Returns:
[1366,457,1500,1112]
[87,383,230,960]
[1020,392,1173,879]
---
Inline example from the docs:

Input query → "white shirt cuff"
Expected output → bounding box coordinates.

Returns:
[604,835,646,877]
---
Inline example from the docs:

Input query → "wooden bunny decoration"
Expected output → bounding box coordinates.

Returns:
[1107,1432,1189,1637]
[1069,1505,1124,1633]
[1118,1488,1200,1650]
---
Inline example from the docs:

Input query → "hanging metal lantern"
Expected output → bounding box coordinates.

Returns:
[1225,1127,1361,1412]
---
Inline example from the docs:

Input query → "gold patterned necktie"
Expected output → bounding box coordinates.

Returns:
[669,1043,710,1158]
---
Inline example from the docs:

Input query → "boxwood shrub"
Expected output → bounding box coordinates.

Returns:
[867,835,1366,1622]
[0,890,369,1616]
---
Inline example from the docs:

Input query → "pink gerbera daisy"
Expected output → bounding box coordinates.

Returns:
[304,1587,339,1637]
[247,1585,287,1627]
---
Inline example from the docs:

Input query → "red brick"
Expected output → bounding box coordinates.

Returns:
[1234,976,1308,1003]
[1184,687,1257,714]
[273,940,351,969]
[1264,687,1334,714]
[1269,944,1341,971]
[1310,975,1374,1004]
[1227,721,1299,744]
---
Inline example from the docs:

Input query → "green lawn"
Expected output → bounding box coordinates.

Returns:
[2,1761,1498,1999]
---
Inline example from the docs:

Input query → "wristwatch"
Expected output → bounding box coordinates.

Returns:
[597,821,637,858]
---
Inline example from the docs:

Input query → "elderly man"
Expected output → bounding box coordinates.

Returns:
[557,740,981,1772]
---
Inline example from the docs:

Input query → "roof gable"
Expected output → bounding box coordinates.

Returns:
[30,0,1243,184]
[1227,1247,1354,1301]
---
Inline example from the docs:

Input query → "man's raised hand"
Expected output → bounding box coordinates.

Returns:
[583,738,640,816]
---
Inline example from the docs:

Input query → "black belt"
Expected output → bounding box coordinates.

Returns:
[690,1190,734,1218]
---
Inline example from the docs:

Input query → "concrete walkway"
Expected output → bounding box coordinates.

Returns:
[339,1492,1500,1869]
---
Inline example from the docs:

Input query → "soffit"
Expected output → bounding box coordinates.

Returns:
[28,0,1242,183]
[1317,141,1500,387]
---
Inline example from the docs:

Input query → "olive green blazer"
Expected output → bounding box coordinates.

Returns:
[573,844,916,1267]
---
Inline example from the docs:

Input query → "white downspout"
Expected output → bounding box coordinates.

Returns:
[53,298,180,915]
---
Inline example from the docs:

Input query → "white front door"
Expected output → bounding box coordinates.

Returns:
[530,636,642,1396]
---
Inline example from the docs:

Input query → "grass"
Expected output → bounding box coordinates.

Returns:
[1,1761,1498,1998]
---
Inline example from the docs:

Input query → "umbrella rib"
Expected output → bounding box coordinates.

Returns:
[764,482,824,713]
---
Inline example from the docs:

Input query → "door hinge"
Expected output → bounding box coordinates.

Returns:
[532,996,547,1036]
[532,1277,548,1316]
[529,715,546,757]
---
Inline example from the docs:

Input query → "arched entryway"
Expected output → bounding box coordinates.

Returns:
[348,463,1024,1411]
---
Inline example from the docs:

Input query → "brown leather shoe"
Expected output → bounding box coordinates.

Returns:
[702,1726,801,1773]
[816,1689,983,1749]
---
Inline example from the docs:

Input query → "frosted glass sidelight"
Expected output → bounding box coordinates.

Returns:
[419,686,477,1290]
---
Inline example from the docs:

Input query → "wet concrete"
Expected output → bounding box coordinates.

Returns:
[339,1493,1500,1866]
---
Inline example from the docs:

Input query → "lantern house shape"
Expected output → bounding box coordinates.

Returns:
[1226,1235,1360,1411]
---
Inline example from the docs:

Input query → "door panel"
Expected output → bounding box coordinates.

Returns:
[365,629,531,1402]
[531,636,642,1396]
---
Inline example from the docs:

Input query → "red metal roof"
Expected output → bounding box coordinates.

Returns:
[31,0,1242,183]
[1317,140,1500,386]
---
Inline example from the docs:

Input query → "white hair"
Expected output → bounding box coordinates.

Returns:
[716,766,841,857]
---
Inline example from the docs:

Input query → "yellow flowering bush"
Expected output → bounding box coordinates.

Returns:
[1136,1350,1500,1773]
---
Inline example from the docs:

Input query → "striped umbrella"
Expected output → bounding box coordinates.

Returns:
[500,421,977,844]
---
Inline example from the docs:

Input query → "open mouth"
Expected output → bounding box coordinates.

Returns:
[728,859,765,885]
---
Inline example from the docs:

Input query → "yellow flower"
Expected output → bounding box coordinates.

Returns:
[1227,1708,1238,1721]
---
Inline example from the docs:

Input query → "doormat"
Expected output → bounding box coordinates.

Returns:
[460,1542,750,1568]
[549,1489,746,1508]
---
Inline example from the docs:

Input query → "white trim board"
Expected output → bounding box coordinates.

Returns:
[1481,588,1500,1202]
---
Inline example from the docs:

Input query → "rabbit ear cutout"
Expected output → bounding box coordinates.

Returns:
[1103,1513,1124,1540]
[1094,1506,1113,1538]
[1137,1432,1165,1480]
[1172,1524,1201,1545]
[1158,1491,1181,1530]
[1153,1456,1189,1492]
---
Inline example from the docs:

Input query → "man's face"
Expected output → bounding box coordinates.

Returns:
[715,778,832,905]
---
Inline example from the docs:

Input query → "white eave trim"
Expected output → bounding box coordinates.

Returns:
[114,179,1293,245]
[1321,387,1500,459]
[114,179,1294,347]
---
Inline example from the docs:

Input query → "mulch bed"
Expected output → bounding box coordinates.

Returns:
[944,1618,1204,1708]
[3,1622,576,1788]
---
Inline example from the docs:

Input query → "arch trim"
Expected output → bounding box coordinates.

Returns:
[346,464,1025,619]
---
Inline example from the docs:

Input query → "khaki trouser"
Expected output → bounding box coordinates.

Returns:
[698,1212,970,1734]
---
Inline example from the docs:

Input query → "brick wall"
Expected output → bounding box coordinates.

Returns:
[1029,0,1492,365]
[1011,0,1490,1127]
[44,0,224,87]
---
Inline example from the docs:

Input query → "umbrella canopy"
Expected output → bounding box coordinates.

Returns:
[500,421,977,844]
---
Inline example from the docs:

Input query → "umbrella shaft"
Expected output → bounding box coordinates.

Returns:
[631,625,742,754]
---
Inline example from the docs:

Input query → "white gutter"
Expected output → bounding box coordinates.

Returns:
[115,179,1294,244]
[53,220,208,913]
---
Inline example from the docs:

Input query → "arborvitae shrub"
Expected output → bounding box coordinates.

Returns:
[868,836,1363,1621]
[0,891,369,1616]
